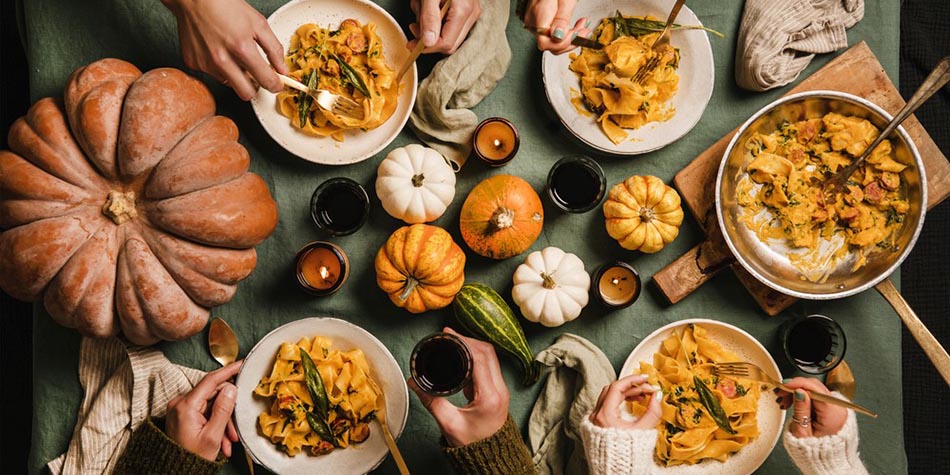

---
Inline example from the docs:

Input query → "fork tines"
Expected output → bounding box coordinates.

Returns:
[333,96,365,120]
[713,362,751,377]
[633,55,661,84]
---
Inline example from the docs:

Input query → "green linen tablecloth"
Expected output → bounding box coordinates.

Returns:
[24,1,906,473]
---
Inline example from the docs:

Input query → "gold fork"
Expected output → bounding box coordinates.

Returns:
[713,362,878,418]
[631,0,687,84]
[277,73,366,120]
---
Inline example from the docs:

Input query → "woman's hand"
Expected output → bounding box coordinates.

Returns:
[409,327,509,447]
[408,0,481,54]
[161,0,288,101]
[775,377,848,438]
[522,0,592,54]
[165,361,243,461]
[589,374,663,429]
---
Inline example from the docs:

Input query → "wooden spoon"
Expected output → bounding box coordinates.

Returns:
[207,318,254,475]
[396,0,451,83]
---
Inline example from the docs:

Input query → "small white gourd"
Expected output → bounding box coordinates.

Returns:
[376,144,456,224]
[511,247,590,327]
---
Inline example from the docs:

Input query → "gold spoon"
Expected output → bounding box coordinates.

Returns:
[207,317,254,475]
[367,376,410,475]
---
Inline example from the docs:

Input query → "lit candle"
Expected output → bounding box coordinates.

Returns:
[594,262,641,308]
[295,241,349,295]
[473,117,520,166]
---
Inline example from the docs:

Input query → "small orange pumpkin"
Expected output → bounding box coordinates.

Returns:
[459,175,544,260]
[375,224,466,313]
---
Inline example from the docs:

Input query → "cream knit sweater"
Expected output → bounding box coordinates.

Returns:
[580,409,867,475]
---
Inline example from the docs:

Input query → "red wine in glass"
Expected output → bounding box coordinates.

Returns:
[410,333,473,396]
[783,314,846,374]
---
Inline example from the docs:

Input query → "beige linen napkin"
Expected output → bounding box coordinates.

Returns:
[736,0,864,91]
[528,334,616,475]
[409,0,511,170]
[47,337,205,474]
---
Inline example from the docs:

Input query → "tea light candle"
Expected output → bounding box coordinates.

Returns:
[594,262,641,308]
[295,242,349,296]
[473,117,520,166]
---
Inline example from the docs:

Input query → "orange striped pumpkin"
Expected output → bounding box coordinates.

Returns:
[374,224,466,313]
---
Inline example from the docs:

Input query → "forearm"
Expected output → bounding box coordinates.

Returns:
[442,415,537,475]
[114,419,225,475]
[579,415,657,475]
[783,409,869,475]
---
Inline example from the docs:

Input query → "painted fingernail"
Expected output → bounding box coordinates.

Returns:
[782,378,792,384]
[585,19,592,28]
[775,397,782,403]
[773,388,780,394]
[795,390,805,401]
[571,32,578,41]
[553,28,565,40]
[587,31,595,39]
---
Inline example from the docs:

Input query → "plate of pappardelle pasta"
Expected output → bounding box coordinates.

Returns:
[251,0,416,165]
[235,317,408,474]
[618,319,784,475]
[541,0,715,155]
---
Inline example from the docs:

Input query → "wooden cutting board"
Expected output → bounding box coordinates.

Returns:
[653,42,950,315]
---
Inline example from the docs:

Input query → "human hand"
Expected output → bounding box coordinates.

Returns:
[161,0,288,101]
[589,374,663,429]
[775,377,848,438]
[408,327,509,447]
[165,361,243,461]
[522,0,592,54]
[408,0,481,54]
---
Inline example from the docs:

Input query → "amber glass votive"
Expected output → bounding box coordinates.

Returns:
[294,241,349,296]
[473,117,520,166]
[593,262,641,309]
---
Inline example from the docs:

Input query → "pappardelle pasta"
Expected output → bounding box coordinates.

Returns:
[569,13,680,144]
[254,336,380,456]
[631,324,760,466]
[278,20,398,141]
[736,113,909,280]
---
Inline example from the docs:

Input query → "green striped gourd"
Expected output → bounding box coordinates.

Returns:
[453,283,541,385]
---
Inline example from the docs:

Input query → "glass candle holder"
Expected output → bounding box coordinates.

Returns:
[310,177,370,236]
[592,262,641,309]
[546,156,606,213]
[782,314,847,374]
[294,241,349,296]
[410,332,473,396]
[473,117,520,166]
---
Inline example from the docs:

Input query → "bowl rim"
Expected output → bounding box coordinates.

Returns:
[715,90,928,300]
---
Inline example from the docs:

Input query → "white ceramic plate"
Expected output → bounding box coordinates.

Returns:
[541,0,714,155]
[251,0,416,165]
[235,317,409,475]
[618,319,784,475]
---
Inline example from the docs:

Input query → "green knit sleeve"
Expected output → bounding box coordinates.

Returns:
[441,415,537,475]
[113,419,226,475]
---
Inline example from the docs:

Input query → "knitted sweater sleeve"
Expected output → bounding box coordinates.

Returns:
[579,414,657,475]
[783,408,869,475]
[442,415,537,475]
[113,419,225,475]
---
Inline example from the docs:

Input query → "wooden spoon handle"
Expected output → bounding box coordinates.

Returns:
[397,0,451,82]
[875,278,950,385]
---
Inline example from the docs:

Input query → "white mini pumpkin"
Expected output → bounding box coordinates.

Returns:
[512,247,590,327]
[376,144,456,224]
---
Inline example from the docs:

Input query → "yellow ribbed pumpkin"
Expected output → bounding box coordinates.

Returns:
[603,175,683,253]
[375,224,466,313]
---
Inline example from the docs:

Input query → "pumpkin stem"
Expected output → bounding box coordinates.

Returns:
[489,207,516,230]
[399,277,420,302]
[639,206,656,223]
[411,173,425,187]
[541,272,557,289]
[102,190,138,225]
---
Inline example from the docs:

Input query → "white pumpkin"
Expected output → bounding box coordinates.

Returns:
[376,144,456,224]
[512,247,590,327]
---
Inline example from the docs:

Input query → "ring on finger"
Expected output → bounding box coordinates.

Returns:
[791,415,810,427]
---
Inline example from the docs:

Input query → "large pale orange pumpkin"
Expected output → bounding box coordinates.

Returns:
[0,59,279,345]
[459,175,544,259]
[375,224,465,313]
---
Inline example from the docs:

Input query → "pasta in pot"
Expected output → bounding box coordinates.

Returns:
[569,13,680,145]
[631,324,760,466]
[278,20,398,141]
[736,113,909,280]
[254,336,380,456]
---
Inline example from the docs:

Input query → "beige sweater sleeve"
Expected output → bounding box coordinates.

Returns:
[783,409,869,475]
[579,415,657,475]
